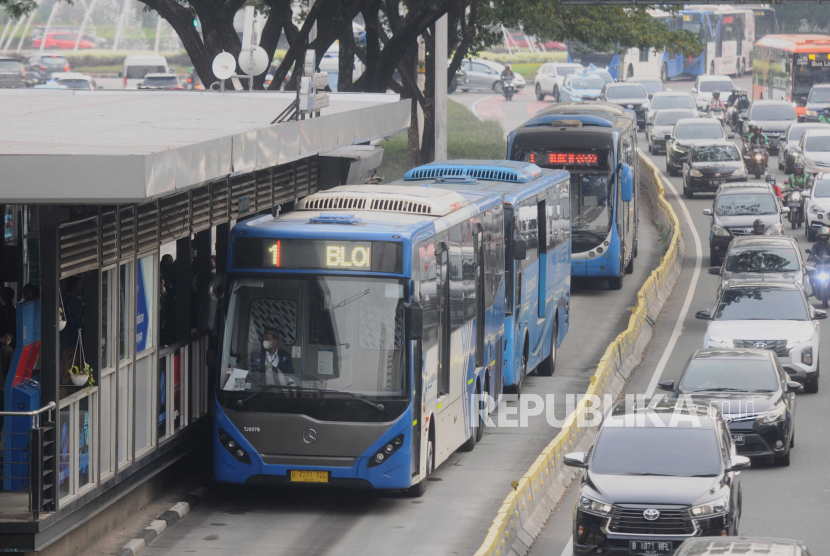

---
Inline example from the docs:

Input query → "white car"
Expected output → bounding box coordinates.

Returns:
[794,128,830,177]
[459,59,525,93]
[697,280,824,392]
[645,92,697,124]
[691,75,736,111]
[534,62,584,102]
[804,174,830,240]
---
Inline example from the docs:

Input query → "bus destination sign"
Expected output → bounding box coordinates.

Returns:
[233,238,403,273]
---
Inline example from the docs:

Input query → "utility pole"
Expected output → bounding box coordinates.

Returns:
[417,36,425,146]
[434,15,448,161]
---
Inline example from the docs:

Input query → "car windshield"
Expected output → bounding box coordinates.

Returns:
[557,66,580,76]
[813,180,830,198]
[700,80,734,93]
[691,145,740,162]
[715,288,809,321]
[652,95,696,110]
[56,78,90,89]
[41,56,66,66]
[680,358,779,393]
[126,65,166,79]
[806,135,830,152]
[788,126,822,142]
[606,85,647,99]
[0,60,22,71]
[750,105,797,121]
[591,426,722,477]
[143,76,178,87]
[809,88,830,103]
[676,123,724,140]
[715,193,777,216]
[591,70,613,83]
[633,80,663,94]
[220,276,407,399]
[571,76,605,89]
[725,247,800,272]
[654,110,695,126]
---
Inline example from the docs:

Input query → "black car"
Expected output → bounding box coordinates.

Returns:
[627,76,663,100]
[682,141,746,198]
[666,118,732,176]
[23,53,69,86]
[658,348,800,465]
[600,82,649,130]
[0,57,25,89]
[676,537,812,556]
[646,108,697,154]
[801,83,830,123]
[744,100,798,154]
[566,399,748,556]
[777,123,828,173]
[704,183,786,264]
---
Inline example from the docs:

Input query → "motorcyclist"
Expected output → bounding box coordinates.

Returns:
[501,63,515,80]
[787,161,814,191]
[726,89,740,107]
[809,227,830,261]
[732,91,750,128]
[707,90,725,113]
[819,106,830,124]
[751,218,766,235]
[767,174,783,198]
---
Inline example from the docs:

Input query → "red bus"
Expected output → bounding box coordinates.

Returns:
[753,34,830,118]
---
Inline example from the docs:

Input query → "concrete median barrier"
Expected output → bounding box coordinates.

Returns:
[473,151,684,556]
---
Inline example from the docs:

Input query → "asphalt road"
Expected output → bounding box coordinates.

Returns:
[531,75,830,556]
[140,89,667,556]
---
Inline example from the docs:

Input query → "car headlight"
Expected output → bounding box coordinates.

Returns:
[708,336,734,347]
[811,205,821,214]
[690,169,703,177]
[579,494,613,516]
[691,494,730,517]
[672,143,687,153]
[806,109,818,117]
[757,403,787,424]
[765,223,784,235]
[732,167,745,176]
[802,346,813,365]
[820,272,830,281]
[713,224,731,237]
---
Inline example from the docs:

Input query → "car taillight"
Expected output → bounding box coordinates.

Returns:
[124,76,127,86]
[21,69,25,77]
[39,65,46,71]
[64,65,70,71]
[187,77,192,82]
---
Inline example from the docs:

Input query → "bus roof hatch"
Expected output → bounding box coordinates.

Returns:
[298,184,468,217]
[403,160,541,183]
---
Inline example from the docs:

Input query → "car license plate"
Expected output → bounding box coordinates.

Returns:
[630,541,673,555]
[289,470,329,483]
[790,202,801,207]
[732,434,745,445]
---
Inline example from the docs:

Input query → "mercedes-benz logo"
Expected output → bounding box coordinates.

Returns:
[302,428,318,444]
[643,509,660,521]
[754,342,768,349]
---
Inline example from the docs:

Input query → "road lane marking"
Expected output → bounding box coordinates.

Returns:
[560,536,574,556]
[470,95,492,120]
[644,162,703,398]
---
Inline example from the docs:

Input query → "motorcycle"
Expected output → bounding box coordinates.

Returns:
[784,186,805,229]
[736,110,748,135]
[709,107,726,126]
[744,144,768,179]
[807,250,830,308]
[502,77,514,101]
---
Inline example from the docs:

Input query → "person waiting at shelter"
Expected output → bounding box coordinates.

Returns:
[0,287,15,346]
[21,283,39,302]
[59,276,84,392]
[0,324,14,434]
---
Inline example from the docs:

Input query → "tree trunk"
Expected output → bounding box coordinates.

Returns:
[254,1,291,90]
[420,28,435,165]
[338,20,355,91]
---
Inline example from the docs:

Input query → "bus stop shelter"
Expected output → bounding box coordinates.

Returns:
[0,89,409,552]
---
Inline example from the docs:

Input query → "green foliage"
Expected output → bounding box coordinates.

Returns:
[377,100,506,182]
[476,51,568,64]
[0,0,39,20]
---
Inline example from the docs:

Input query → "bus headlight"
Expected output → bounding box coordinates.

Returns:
[218,427,252,465]
[368,434,405,468]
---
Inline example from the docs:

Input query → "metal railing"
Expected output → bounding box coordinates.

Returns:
[1,401,56,520]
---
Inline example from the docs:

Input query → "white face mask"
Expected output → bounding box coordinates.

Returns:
[262,340,272,350]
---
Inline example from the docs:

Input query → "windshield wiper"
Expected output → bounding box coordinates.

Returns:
[691,387,748,392]
[289,386,386,412]
[624,472,673,476]
[752,389,776,393]
[690,474,718,477]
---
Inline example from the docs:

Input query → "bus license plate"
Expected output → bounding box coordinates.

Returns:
[290,470,329,483]
[630,541,672,555]
[732,434,745,445]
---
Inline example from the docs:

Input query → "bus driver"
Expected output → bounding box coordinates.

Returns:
[260,326,295,386]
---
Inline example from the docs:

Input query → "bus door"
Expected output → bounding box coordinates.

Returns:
[436,240,451,401]
[537,197,547,320]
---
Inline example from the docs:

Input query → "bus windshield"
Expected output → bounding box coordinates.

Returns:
[794,62,830,97]
[571,173,613,235]
[219,276,408,404]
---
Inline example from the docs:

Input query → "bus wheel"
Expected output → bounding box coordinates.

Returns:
[609,269,624,290]
[459,384,482,452]
[661,63,669,83]
[407,432,433,497]
[625,256,634,275]
[476,380,486,442]
[537,319,557,377]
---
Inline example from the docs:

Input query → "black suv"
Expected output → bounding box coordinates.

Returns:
[23,53,69,86]
[743,100,797,153]
[565,399,748,556]
[703,182,785,265]
[0,57,25,88]
[600,82,649,130]
[801,83,830,123]
[666,118,733,176]
[682,140,746,198]
[658,348,800,465]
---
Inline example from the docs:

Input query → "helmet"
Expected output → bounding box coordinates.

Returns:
[753,219,766,234]
[713,91,721,98]
[766,174,776,186]
[820,226,830,239]
[795,161,805,172]
[824,107,830,114]
[754,124,763,132]
[505,63,511,69]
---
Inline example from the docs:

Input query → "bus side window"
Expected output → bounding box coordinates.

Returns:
[517,197,538,269]
[462,220,476,322]
[417,239,439,352]
[449,224,464,332]
[483,210,495,309]
[492,204,504,306]
[546,186,559,249]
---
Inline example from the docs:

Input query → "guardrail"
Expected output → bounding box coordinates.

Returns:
[473,152,684,556]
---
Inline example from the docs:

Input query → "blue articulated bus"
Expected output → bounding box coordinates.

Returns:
[214,182,506,496]
[507,102,638,290]
[396,160,571,395]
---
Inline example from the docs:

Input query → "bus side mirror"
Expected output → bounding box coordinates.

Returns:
[405,303,424,341]
[620,163,634,203]
[514,239,527,260]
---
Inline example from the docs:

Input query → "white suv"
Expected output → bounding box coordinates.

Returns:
[805,174,830,240]
[696,280,824,393]
[534,63,584,102]
[691,75,736,110]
